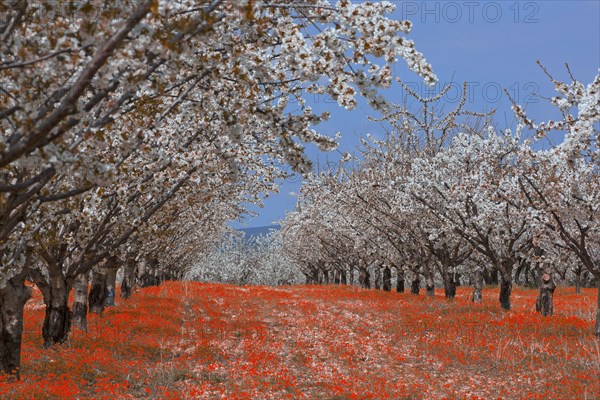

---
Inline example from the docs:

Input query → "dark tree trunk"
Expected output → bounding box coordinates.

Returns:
[305,274,313,285]
[396,268,405,293]
[524,264,537,288]
[364,269,371,289]
[382,267,391,292]
[322,269,329,284]
[105,268,117,307]
[483,267,499,285]
[358,268,366,288]
[42,275,72,347]
[527,267,537,288]
[472,267,483,303]
[515,259,529,286]
[333,270,340,285]
[72,273,88,331]
[138,258,160,287]
[0,274,31,379]
[311,269,319,285]
[499,274,512,311]
[411,274,420,295]
[340,269,347,285]
[442,270,457,299]
[121,259,137,299]
[492,268,499,285]
[89,270,107,315]
[423,264,435,296]
[374,267,381,290]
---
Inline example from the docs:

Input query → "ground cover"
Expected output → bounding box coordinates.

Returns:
[1,282,598,399]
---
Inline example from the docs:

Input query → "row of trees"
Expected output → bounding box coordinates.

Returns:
[282,66,600,336]
[187,231,303,286]
[0,0,437,378]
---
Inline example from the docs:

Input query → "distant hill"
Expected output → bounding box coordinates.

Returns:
[239,225,280,240]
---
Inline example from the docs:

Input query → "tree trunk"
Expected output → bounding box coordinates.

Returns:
[524,265,531,287]
[333,270,340,285]
[359,268,370,289]
[484,267,499,285]
[42,275,72,347]
[374,267,381,290]
[89,270,107,315]
[105,268,117,307]
[138,258,160,287]
[358,268,365,288]
[499,274,512,311]
[137,258,147,285]
[382,266,391,292]
[442,270,457,299]
[472,267,483,303]
[396,269,405,293]
[305,273,312,285]
[322,269,329,284]
[0,274,31,379]
[423,264,435,296]
[411,273,420,295]
[72,273,89,331]
[340,269,347,285]
[121,259,137,299]
[311,269,319,285]
[535,264,555,316]
[515,259,528,286]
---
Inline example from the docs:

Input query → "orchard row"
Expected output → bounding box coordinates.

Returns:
[281,71,600,336]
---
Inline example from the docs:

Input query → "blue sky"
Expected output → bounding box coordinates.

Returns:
[234,0,600,228]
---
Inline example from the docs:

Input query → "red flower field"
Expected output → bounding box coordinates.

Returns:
[1,282,599,399]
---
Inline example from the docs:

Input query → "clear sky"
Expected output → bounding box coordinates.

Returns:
[234,0,600,228]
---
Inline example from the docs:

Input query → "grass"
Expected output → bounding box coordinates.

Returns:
[0,282,598,399]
